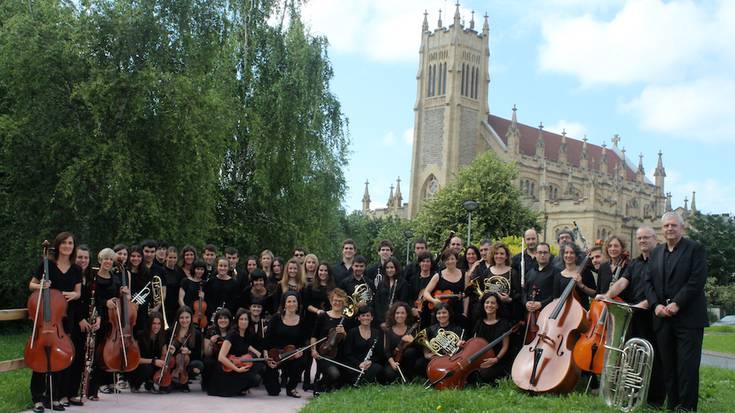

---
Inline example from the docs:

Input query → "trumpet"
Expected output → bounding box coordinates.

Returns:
[131,281,152,305]
[151,276,168,330]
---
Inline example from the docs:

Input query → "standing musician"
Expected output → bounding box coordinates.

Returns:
[555,242,596,310]
[522,243,559,315]
[597,235,629,295]
[332,239,357,285]
[179,260,206,309]
[580,246,605,297]
[551,230,579,271]
[403,239,429,285]
[91,248,123,397]
[486,243,522,323]
[202,244,218,280]
[338,255,372,308]
[224,247,245,281]
[409,252,435,329]
[264,292,309,398]
[366,240,395,281]
[344,306,385,385]
[464,245,481,276]
[259,249,275,280]
[303,254,319,286]
[129,312,166,393]
[273,258,306,314]
[512,228,540,274]
[268,257,285,295]
[645,212,708,412]
[207,308,264,397]
[161,306,204,393]
[470,292,511,385]
[600,226,665,407]
[302,262,336,390]
[204,257,239,318]
[163,246,185,328]
[141,240,166,293]
[27,233,82,412]
[465,240,494,333]
[155,242,169,268]
[68,244,96,406]
[179,245,197,279]
[423,250,466,327]
[202,308,233,392]
[113,244,129,268]
[310,289,352,395]
[373,257,409,327]
[128,245,152,337]
[241,270,273,322]
[414,303,464,379]
[382,302,419,383]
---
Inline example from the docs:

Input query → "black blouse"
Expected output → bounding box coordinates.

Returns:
[265,314,306,349]
[344,326,384,366]
[224,331,254,356]
[473,318,511,355]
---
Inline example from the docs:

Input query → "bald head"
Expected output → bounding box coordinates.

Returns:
[450,236,463,254]
[636,226,657,255]
[523,229,538,250]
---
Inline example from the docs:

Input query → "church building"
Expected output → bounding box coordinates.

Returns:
[363,5,693,248]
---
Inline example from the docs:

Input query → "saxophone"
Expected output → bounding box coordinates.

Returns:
[78,280,98,401]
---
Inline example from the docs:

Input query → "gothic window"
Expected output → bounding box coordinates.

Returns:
[461,63,466,96]
[441,62,447,95]
[427,65,433,96]
[471,66,477,99]
[474,67,479,99]
[432,64,437,96]
[548,184,559,201]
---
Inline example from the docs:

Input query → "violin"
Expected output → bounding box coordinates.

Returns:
[427,322,522,390]
[154,321,179,387]
[393,322,420,363]
[101,262,141,372]
[192,284,207,329]
[24,241,75,373]
[267,345,297,363]
[428,289,465,310]
[511,276,589,394]
[317,316,346,358]
[222,354,268,372]
[523,287,541,345]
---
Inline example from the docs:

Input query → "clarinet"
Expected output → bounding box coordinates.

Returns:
[354,338,377,386]
[78,278,98,401]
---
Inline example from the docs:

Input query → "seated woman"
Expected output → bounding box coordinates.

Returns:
[160,306,204,393]
[381,301,421,384]
[208,308,264,396]
[343,306,384,386]
[264,292,309,398]
[413,303,464,379]
[470,292,511,385]
[202,307,232,392]
[310,288,352,394]
[129,312,166,393]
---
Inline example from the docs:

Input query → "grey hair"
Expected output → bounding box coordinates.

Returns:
[661,211,684,225]
[98,247,117,263]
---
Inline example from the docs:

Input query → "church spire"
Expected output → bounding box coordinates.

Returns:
[361,180,371,213]
[535,122,545,159]
[558,129,568,165]
[453,2,461,26]
[394,177,403,209]
[600,141,609,175]
[437,8,443,28]
[691,191,697,214]
[482,12,489,35]
[683,196,689,212]
[654,150,666,190]
[387,184,395,208]
[422,10,429,32]
[506,105,520,153]
[470,10,475,30]
[580,135,589,169]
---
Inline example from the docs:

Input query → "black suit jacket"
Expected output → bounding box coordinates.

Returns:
[645,238,709,330]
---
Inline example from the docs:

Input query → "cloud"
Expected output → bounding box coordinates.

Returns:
[665,168,735,215]
[381,131,396,146]
[301,0,478,62]
[620,77,735,143]
[545,120,587,139]
[402,127,414,145]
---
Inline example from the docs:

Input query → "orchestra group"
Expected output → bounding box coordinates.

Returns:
[24,211,708,412]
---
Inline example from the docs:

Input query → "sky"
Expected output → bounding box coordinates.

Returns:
[299,0,735,215]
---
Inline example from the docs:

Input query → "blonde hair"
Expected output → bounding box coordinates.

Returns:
[98,248,116,263]
[280,258,306,292]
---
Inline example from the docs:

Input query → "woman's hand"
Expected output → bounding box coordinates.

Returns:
[480,357,498,368]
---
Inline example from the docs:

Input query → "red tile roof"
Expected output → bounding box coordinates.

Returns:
[487,114,639,181]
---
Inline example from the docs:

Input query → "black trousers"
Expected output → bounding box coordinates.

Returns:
[315,359,342,391]
[30,371,62,404]
[629,311,665,407]
[655,321,703,411]
[264,356,307,395]
[348,362,382,386]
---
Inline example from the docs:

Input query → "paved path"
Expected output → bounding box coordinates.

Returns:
[23,381,311,413]
[701,350,735,370]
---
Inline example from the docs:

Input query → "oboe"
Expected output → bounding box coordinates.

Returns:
[354,338,377,386]
[78,279,98,402]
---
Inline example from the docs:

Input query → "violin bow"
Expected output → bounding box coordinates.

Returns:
[276,337,326,365]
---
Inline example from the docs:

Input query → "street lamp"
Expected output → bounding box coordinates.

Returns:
[462,200,479,246]
[403,229,414,266]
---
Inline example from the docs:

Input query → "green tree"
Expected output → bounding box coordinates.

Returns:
[412,152,538,251]
[688,213,735,285]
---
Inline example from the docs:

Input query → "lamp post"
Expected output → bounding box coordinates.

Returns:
[403,229,414,266]
[462,200,479,246]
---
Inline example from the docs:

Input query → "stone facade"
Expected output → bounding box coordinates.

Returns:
[363,5,692,252]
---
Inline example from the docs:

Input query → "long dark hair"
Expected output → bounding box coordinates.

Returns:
[142,312,165,352]
[380,257,402,288]
[385,301,415,329]
[473,292,502,324]
[52,231,76,263]
[311,263,336,291]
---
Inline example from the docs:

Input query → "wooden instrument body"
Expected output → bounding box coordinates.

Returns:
[523,287,540,345]
[192,286,207,329]
[318,328,345,359]
[153,346,176,387]
[222,354,267,372]
[171,351,190,384]
[102,267,141,372]
[573,298,609,374]
[428,289,464,310]
[512,283,588,394]
[267,345,296,363]
[426,337,493,390]
[24,288,74,373]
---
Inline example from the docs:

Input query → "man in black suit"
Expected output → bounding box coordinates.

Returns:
[645,212,708,411]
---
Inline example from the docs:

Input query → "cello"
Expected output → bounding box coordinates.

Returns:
[101,262,141,372]
[24,241,75,373]
[511,276,588,394]
[427,322,522,390]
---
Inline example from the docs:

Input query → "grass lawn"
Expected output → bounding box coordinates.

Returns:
[0,369,31,413]
[703,326,735,354]
[302,367,735,413]
[0,333,27,362]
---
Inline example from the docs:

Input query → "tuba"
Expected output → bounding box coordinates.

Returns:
[599,299,653,412]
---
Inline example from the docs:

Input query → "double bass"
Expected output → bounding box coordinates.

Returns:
[511,276,588,394]
[101,262,141,372]
[24,241,75,373]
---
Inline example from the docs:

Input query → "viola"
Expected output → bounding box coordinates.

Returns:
[267,345,297,363]
[511,277,589,394]
[101,263,141,372]
[153,345,176,387]
[222,354,268,372]
[24,241,75,373]
[172,350,190,385]
[427,322,522,390]
[523,287,541,345]
[428,289,465,310]
[317,316,346,358]
[192,284,207,329]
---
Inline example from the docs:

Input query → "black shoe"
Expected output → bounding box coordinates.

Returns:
[144,381,154,392]
[181,384,190,393]
[52,404,65,411]
[68,398,84,406]
[286,389,301,398]
[32,405,44,413]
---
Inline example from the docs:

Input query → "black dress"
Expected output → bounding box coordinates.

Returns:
[207,331,263,396]
[472,318,511,383]
[433,272,465,325]
[372,277,409,326]
[204,276,239,318]
[263,314,308,395]
[163,265,184,326]
[343,326,384,385]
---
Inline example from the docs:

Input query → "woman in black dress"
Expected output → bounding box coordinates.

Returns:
[208,308,264,397]
[413,303,464,379]
[373,258,409,327]
[410,252,434,329]
[128,245,152,337]
[423,250,466,327]
[129,312,166,392]
[28,232,82,412]
[241,270,272,322]
[204,257,239,318]
[471,293,511,385]
[382,301,420,383]
[344,306,384,386]
[264,292,308,398]
[310,288,352,394]
[179,260,206,309]
[555,242,596,310]
[202,308,232,392]
[161,306,204,393]
[163,246,185,329]
[89,248,122,398]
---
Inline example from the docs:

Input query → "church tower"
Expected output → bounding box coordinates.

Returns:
[408,5,490,218]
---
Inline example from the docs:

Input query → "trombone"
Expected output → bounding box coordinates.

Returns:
[151,276,168,330]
